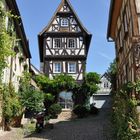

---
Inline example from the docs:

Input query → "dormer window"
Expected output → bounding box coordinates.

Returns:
[61,18,69,27]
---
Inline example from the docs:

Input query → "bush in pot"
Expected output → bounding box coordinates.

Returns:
[48,103,62,119]
[73,105,89,118]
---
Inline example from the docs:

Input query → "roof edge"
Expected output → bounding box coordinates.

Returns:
[39,0,92,36]
[107,0,115,41]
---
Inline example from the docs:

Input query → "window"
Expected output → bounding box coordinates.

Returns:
[54,38,61,48]
[104,82,109,88]
[61,18,69,27]
[68,62,76,73]
[68,38,76,48]
[54,62,61,73]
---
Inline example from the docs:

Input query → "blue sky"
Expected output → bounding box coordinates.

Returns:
[16,0,115,74]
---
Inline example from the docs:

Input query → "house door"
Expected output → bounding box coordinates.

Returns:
[59,91,73,109]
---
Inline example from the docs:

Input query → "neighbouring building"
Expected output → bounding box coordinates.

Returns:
[38,0,92,109]
[30,64,42,90]
[107,0,140,89]
[97,73,111,95]
[0,0,31,126]
[90,73,111,109]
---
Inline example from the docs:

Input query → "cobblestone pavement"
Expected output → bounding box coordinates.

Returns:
[0,109,115,140]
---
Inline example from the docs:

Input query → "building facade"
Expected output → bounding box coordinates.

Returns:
[97,74,111,95]
[30,64,42,90]
[38,0,92,83]
[0,0,31,125]
[1,0,31,91]
[107,0,140,89]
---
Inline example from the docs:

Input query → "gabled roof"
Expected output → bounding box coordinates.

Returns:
[101,72,110,81]
[38,0,92,62]
[39,0,91,35]
[30,64,42,75]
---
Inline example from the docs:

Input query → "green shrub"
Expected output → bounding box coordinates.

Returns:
[48,103,62,118]
[44,93,55,102]
[112,82,140,140]
[73,105,89,118]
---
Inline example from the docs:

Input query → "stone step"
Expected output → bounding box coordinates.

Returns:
[58,109,76,120]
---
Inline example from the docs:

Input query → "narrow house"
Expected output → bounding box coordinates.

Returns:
[38,0,92,110]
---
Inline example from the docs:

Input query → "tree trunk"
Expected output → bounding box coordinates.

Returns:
[11,114,23,127]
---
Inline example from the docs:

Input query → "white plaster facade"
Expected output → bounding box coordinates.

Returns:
[0,0,31,127]
[97,74,111,94]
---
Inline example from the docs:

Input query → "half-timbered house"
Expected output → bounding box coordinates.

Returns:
[38,0,92,83]
[107,0,140,90]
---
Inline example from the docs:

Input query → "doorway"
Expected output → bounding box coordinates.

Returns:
[59,91,73,109]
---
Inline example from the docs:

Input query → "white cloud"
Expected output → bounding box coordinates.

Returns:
[97,52,112,61]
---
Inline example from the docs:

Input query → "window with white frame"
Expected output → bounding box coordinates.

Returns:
[54,38,61,48]
[61,18,69,27]
[68,38,76,48]
[54,62,61,73]
[68,62,76,73]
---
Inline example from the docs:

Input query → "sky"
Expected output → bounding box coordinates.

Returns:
[16,0,115,75]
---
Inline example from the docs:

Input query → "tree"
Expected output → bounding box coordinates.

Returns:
[19,72,44,113]
[35,74,77,96]
[85,72,100,96]
[35,73,100,107]
[53,74,77,92]
[35,75,55,94]
[72,72,100,106]
[106,59,117,91]
[35,74,77,113]
[2,83,22,130]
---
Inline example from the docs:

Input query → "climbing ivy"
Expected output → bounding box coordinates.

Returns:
[112,82,140,140]
[0,2,22,130]
[19,72,44,113]
[0,2,14,82]
[2,83,22,130]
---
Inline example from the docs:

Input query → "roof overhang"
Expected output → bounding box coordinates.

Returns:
[5,0,31,58]
[107,0,122,41]
[38,0,92,62]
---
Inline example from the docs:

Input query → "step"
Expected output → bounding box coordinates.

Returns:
[58,109,76,120]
